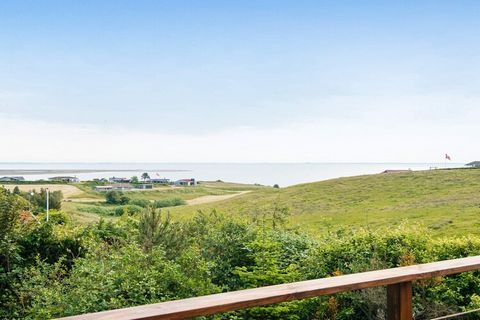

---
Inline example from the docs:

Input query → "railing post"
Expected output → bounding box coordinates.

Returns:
[387,281,413,320]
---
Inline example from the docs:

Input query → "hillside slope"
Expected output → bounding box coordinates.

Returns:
[169,168,480,236]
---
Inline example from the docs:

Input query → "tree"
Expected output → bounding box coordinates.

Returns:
[141,173,150,182]
[130,176,139,184]
[12,186,20,195]
[138,207,183,255]
[25,189,63,211]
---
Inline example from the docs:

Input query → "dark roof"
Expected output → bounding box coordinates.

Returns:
[0,176,24,180]
[466,161,480,166]
[49,176,78,179]
[113,183,132,188]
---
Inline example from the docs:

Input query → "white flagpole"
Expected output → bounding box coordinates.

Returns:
[46,188,49,222]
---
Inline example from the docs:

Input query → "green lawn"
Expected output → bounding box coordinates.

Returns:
[168,168,480,237]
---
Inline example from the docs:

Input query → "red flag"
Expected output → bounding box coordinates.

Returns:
[445,154,451,161]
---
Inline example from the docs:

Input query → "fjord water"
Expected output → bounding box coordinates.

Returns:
[0,162,462,187]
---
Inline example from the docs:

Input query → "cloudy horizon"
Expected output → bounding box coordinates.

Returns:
[1,1,479,163]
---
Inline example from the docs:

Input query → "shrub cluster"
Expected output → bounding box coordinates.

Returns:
[105,191,130,205]
[14,187,63,211]
[113,204,144,216]
[2,186,480,319]
[153,197,186,208]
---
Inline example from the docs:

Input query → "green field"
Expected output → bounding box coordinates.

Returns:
[62,181,267,223]
[168,168,480,236]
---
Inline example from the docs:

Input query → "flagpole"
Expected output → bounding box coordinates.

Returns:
[46,188,49,222]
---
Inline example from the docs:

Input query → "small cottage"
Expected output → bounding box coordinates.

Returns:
[49,176,80,183]
[0,176,25,182]
[174,178,196,186]
[466,161,480,168]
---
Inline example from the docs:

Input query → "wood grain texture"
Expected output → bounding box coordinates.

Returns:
[387,282,413,320]
[57,256,480,320]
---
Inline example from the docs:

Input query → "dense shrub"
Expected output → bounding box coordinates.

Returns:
[76,205,116,216]
[83,218,137,246]
[113,205,143,216]
[105,191,130,205]
[3,184,480,320]
[129,199,151,208]
[153,198,185,208]
[0,188,28,272]
[13,245,218,319]
[17,222,84,267]
[17,188,63,211]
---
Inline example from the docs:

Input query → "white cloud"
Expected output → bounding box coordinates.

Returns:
[0,112,477,163]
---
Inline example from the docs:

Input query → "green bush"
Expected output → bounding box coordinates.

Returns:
[113,205,143,216]
[4,196,480,320]
[14,244,219,319]
[37,210,68,225]
[18,188,63,211]
[153,198,186,208]
[129,199,151,208]
[76,205,116,216]
[105,191,130,205]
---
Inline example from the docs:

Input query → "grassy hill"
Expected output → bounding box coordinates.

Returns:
[168,168,480,236]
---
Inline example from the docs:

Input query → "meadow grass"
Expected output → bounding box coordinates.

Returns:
[167,168,480,237]
[62,181,267,222]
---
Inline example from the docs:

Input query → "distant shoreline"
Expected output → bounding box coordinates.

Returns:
[0,169,191,175]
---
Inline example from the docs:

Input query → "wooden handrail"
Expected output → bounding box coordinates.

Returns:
[58,256,480,320]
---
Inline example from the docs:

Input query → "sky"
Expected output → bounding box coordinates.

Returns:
[1,0,479,162]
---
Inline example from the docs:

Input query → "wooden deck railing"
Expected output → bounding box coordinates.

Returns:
[59,256,480,320]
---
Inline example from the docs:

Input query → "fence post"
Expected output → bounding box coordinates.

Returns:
[387,281,413,320]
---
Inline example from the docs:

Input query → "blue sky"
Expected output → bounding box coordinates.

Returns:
[1,1,479,162]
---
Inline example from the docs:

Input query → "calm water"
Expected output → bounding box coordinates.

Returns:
[0,162,463,186]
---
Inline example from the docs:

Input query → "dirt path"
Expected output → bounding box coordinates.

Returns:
[3,184,83,198]
[186,191,251,206]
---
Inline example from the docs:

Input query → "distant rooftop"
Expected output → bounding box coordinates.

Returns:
[466,161,480,167]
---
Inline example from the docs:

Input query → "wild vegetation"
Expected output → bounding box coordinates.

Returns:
[2,169,480,319]
[2,177,480,319]
[11,187,63,212]
[170,168,480,237]
[57,181,265,223]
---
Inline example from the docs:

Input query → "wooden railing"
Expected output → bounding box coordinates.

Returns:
[59,256,480,320]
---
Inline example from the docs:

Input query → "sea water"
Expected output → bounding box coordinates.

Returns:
[0,162,463,187]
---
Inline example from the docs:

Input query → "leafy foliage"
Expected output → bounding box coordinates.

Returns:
[130,176,139,184]
[153,197,186,208]
[113,205,144,216]
[129,199,151,208]
[105,191,130,205]
[16,188,63,211]
[141,172,150,182]
[3,184,480,319]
